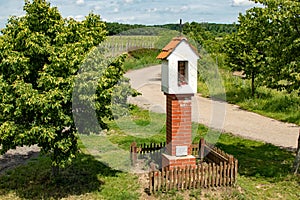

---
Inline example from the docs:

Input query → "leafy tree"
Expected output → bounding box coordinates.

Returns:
[223,6,267,96]
[183,22,214,47]
[253,0,300,92]
[224,0,299,96]
[0,0,109,175]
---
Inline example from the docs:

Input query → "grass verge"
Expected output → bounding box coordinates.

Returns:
[198,69,300,125]
[123,48,161,71]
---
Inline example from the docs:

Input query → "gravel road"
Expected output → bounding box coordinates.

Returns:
[125,65,299,150]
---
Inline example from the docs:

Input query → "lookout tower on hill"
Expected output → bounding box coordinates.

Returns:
[157,36,200,169]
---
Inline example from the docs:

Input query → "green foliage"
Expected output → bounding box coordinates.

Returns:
[183,22,214,48]
[0,0,108,170]
[105,22,146,35]
[224,0,300,94]
[105,21,237,37]
[123,48,161,71]
[73,50,138,134]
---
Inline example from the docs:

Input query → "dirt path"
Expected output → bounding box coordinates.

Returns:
[0,145,40,175]
[125,65,299,150]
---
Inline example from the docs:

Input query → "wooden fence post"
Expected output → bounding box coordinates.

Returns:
[130,142,137,166]
[292,129,300,174]
[234,159,238,185]
[199,138,205,162]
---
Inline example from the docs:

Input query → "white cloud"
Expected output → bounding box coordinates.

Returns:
[114,7,119,13]
[232,0,254,6]
[93,5,101,11]
[180,5,189,12]
[146,8,158,13]
[124,0,134,4]
[115,16,136,23]
[76,0,85,5]
[66,15,85,21]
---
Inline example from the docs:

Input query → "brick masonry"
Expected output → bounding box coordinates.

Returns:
[165,93,194,156]
[162,93,196,169]
[162,154,196,170]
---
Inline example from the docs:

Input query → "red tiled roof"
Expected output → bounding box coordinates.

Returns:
[156,37,199,60]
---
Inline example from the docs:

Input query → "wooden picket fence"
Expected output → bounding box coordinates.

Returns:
[130,139,235,166]
[130,139,238,193]
[149,160,238,193]
[130,142,165,168]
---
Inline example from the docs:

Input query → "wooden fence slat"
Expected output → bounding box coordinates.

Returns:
[188,165,193,189]
[213,163,216,187]
[162,170,165,190]
[234,159,238,184]
[198,165,202,188]
[181,167,184,190]
[153,172,157,192]
[179,168,183,190]
[216,164,220,186]
[149,172,153,194]
[227,162,230,186]
[170,167,174,191]
[192,166,196,189]
[178,168,182,191]
[174,167,179,191]
[219,162,223,186]
[184,167,187,189]
[226,162,229,186]
[209,163,212,187]
[165,169,169,192]
[224,162,227,186]
[202,164,206,188]
[157,171,161,191]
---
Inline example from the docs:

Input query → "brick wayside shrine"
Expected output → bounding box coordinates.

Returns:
[157,36,200,169]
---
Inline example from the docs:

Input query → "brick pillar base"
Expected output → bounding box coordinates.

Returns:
[165,93,194,156]
[162,154,196,170]
[163,93,196,169]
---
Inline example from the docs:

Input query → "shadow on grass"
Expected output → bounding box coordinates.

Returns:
[216,134,295,179]
[0,153,120,199]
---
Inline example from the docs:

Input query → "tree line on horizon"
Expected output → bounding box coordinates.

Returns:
[105,21,237,37]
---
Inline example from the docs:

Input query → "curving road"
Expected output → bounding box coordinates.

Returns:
[125,65,299,150]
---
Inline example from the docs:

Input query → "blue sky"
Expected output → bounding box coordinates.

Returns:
[0,0,260,29]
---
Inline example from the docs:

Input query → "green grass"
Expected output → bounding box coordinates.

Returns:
[0,153,139,200]
[123,48,161,71]
[0,106,299,200]
[198,68,300,125]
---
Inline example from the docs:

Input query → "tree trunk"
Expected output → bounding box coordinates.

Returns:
[52,165,60,177]
[292,129,300,174]
[251,72,255,97]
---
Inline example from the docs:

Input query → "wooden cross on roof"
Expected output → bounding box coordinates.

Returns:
[179,19,183,36]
